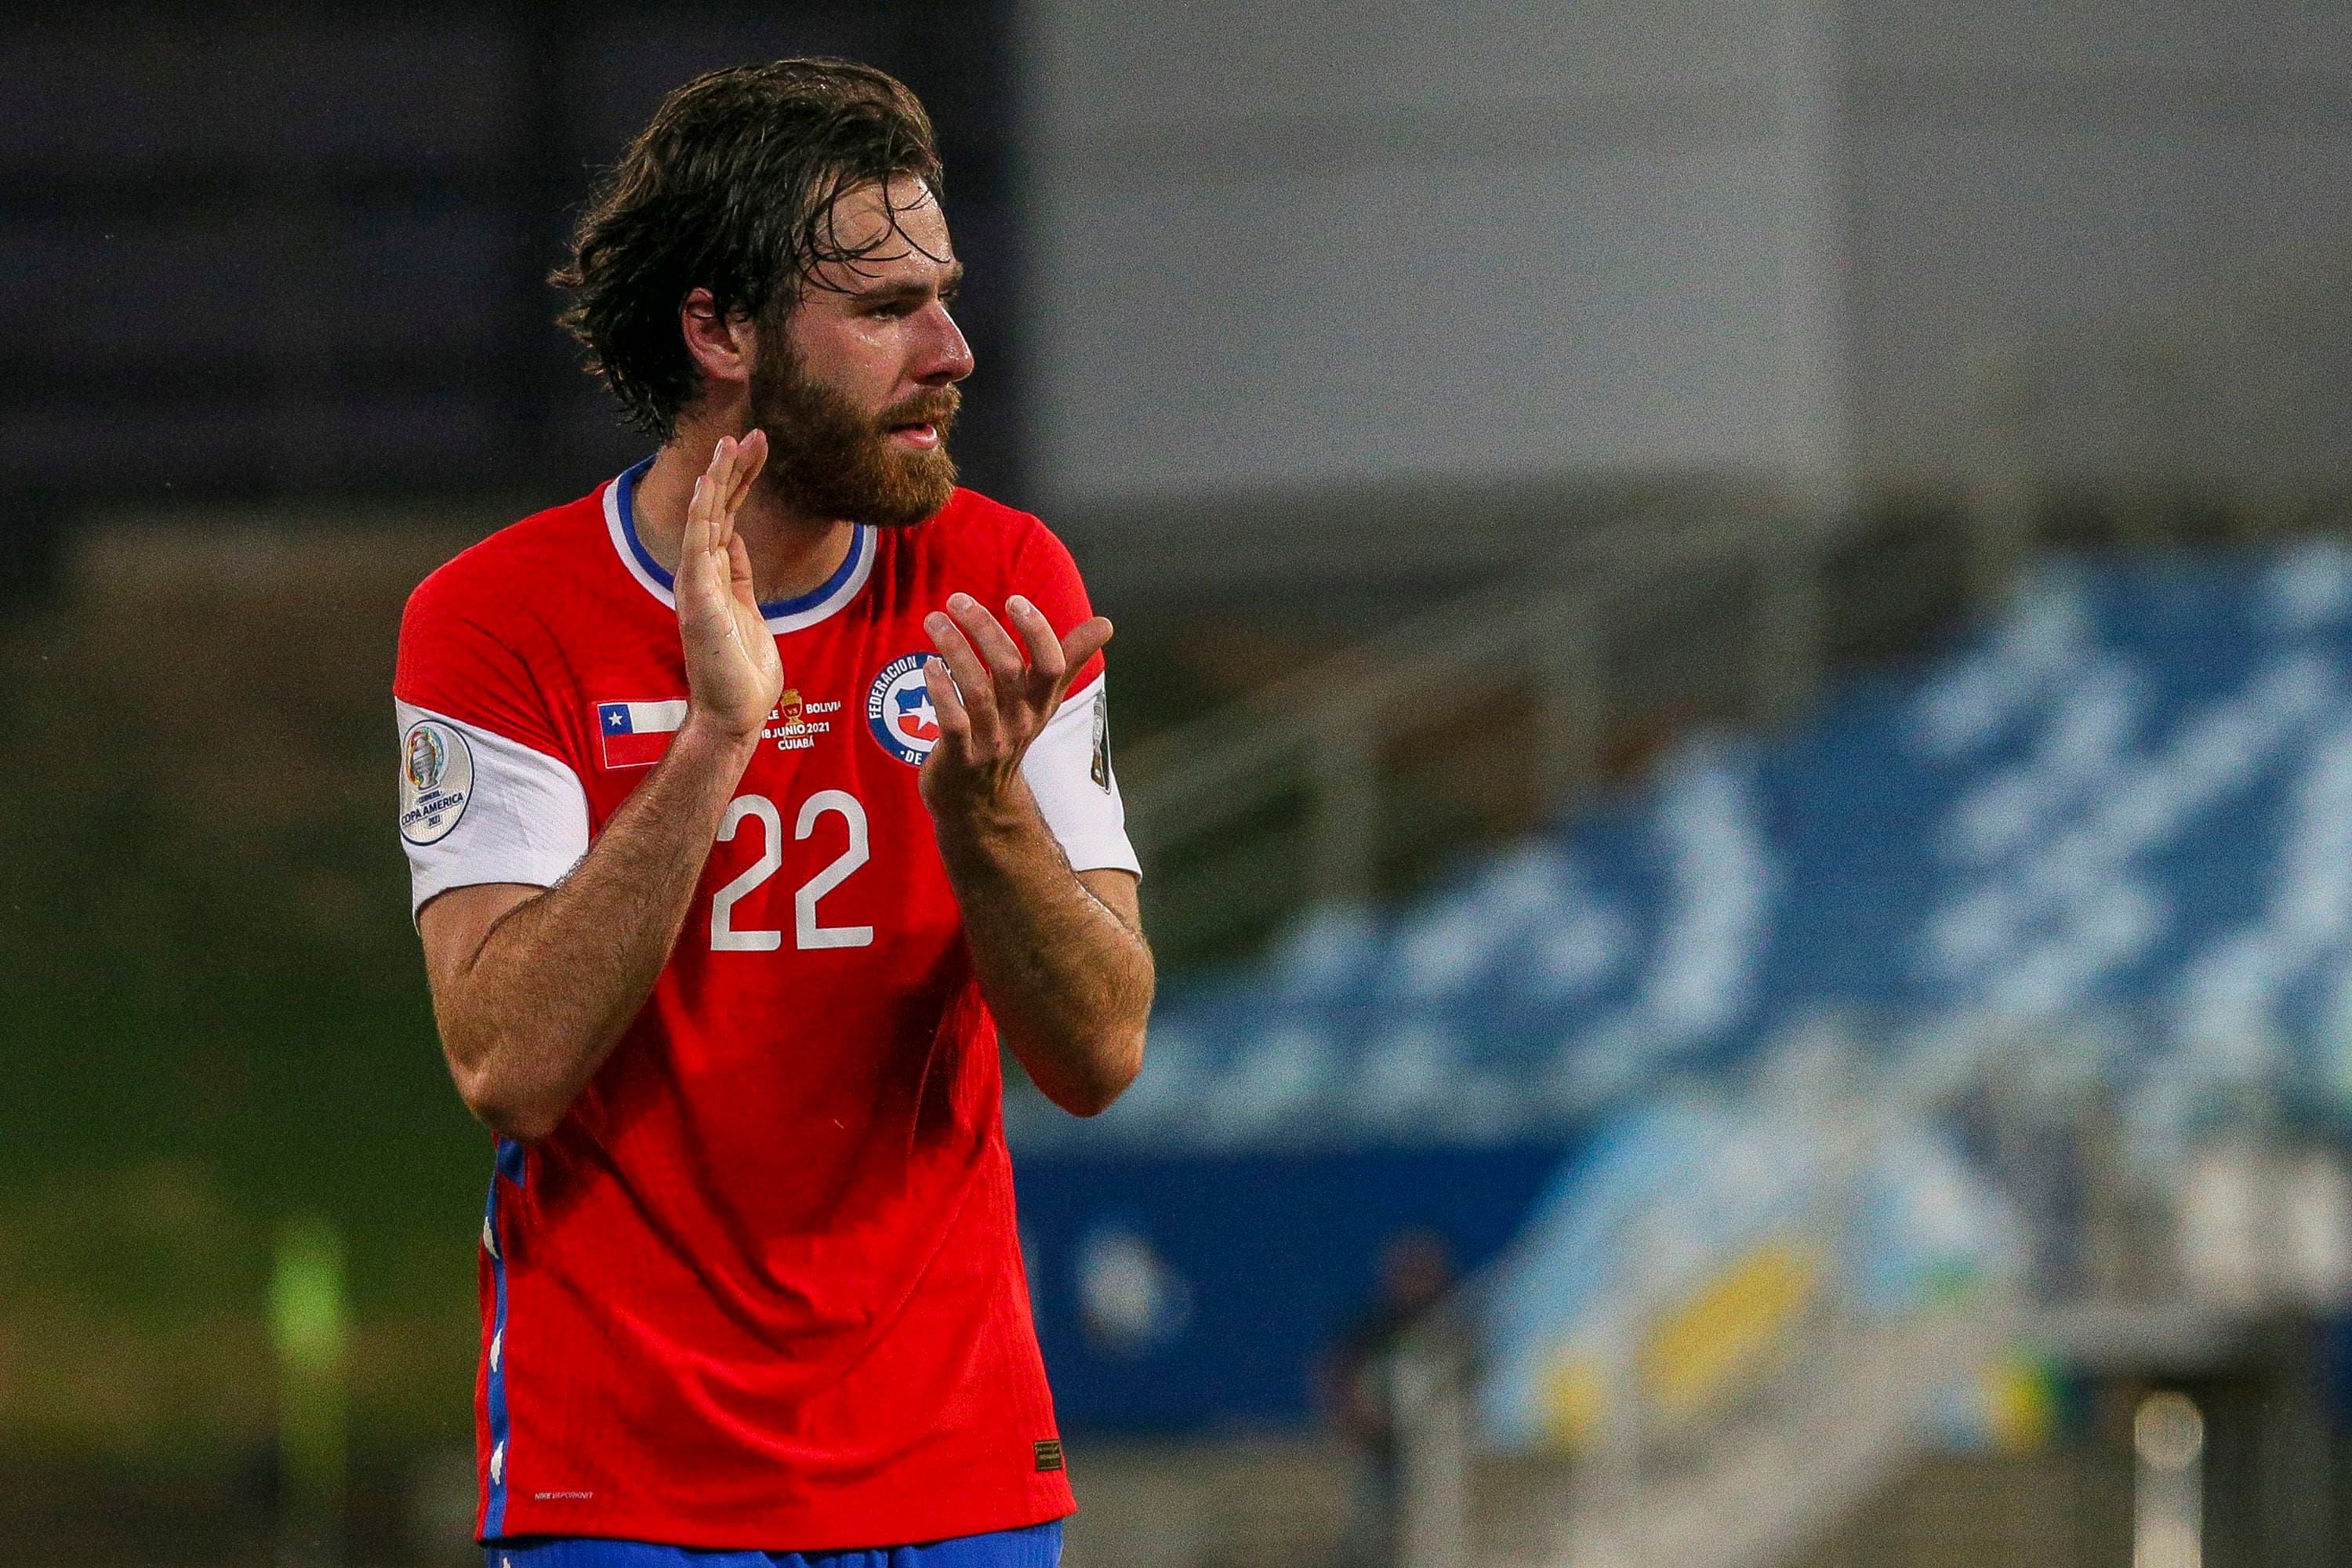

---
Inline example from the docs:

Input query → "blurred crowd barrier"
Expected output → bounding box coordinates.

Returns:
[1437,1030,2348,1568]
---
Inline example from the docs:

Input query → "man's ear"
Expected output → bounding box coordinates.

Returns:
[681,287,757,393]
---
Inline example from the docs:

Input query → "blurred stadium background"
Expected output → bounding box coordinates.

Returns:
[8,2,2352,1565]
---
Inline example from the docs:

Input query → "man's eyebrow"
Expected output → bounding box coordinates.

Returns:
[847,263,964,303]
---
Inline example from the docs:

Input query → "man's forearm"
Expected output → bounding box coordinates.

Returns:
[438,719,758,1138]
[934,786,1154,1116]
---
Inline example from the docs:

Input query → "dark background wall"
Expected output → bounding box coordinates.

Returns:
[0,3,1026,511]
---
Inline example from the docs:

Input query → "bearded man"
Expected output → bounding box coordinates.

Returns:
[392,58,1151,1568]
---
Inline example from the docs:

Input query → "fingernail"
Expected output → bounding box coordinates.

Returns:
[948,593,975,611]
[925,612,949,633]
[714,437,728,459]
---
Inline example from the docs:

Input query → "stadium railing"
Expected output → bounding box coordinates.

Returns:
[1116,483,2351,971]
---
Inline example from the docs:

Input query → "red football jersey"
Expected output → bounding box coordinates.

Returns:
[392,459,1134,1550]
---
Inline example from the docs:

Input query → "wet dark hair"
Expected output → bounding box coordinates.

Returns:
[551,58,942,439]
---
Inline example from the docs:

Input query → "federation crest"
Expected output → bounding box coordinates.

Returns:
[399,719,474,845]
[866,652,942,766]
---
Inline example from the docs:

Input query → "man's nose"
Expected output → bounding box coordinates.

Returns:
[913,303,974,386]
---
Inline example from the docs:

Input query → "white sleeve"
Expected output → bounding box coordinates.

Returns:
[397,699,591,919]
[1022,673,1140,876]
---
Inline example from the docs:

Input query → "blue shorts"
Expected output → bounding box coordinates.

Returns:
[485,1523,1062,1568]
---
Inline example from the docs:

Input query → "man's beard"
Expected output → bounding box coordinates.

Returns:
[747,351,960,530]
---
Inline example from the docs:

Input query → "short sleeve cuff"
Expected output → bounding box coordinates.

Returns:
[397,700,592,919]
[1022,674,1140,877]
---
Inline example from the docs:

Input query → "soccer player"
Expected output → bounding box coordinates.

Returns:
[392,60,1152,1566]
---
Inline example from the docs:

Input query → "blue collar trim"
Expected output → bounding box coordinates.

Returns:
[615,454,869,619]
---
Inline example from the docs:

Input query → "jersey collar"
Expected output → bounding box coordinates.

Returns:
[602,456,877,634]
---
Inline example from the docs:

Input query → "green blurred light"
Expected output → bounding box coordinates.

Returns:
[271,1214,348,1561]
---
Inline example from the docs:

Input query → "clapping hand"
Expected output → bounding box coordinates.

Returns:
[677,433,782,742]
[918,593,1112,819]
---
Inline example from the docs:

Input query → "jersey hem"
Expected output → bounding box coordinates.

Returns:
[478,1492,1076,1554]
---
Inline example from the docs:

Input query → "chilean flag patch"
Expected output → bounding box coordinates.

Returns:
[597,699,687,769]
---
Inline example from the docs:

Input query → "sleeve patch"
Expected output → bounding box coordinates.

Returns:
[394,699,592,919]
[399,720,475,845]
[1090,686,1111,792]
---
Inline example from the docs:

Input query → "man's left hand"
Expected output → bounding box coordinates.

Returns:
[918,593,1112,824]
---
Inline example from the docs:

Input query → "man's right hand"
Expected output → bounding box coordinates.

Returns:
[677,431,782,740]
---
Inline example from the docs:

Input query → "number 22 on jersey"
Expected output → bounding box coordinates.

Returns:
[710,790,873,952]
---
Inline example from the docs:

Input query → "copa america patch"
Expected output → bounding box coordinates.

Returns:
[866,652,943,766]
[398,719,474,845]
